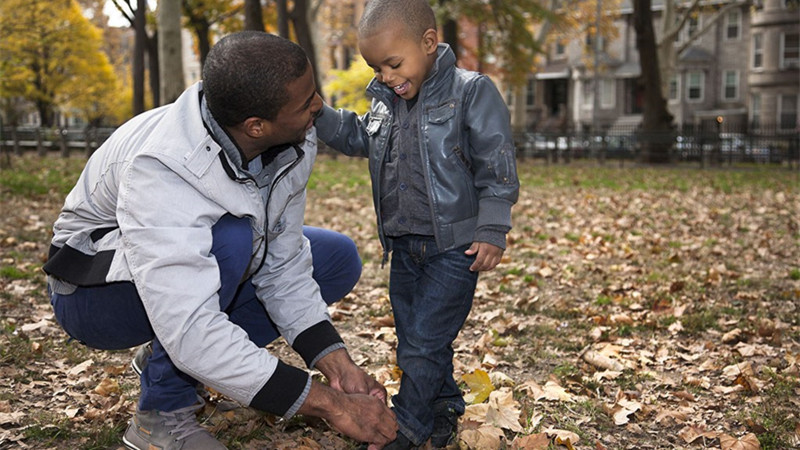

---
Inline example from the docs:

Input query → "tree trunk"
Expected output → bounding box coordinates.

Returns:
[244,0,264,31]
[633,0,673,163]
[147,33,161,108]
[289,0,322,96]
[133,0,146,115]
[277,0,289,38]
[158,0,185,105]
[439,0,459,58]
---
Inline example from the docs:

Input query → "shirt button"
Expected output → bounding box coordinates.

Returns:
[402,122,409,129]
[399,182,408,191]
[398,217,407,224]
[399,153,407,160]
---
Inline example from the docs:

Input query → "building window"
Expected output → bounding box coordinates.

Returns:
[752,34,763,68]
[779,94,798,130]
[750,93,761,128]
[722,70,739,100]
[781,32,800,68]
[600,79,615,108]
[554,41,565,57]
[725,9,741,40]
[583,81,593,107]
[785,0,799,9]
[505,88,514,107]
[526,77,535,107]
[686,71,704,102]
[668,74,680,102]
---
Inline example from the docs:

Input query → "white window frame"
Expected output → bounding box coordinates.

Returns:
[600,78,615,108]
[722,70,739,101]
[725,9,741,41]
[686,71,704,102]
[752,34,763,69]
[582,80,593,107]
[750,93,761,128]
[668,74,681,102]
[780,32,800,69]
[526,77,536,108]
[778,94,799,130]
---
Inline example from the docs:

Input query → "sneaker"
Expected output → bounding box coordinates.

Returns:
[130,342,152,376]
[357,431,416,450]
[122,399,226,450]
[430,410,459,448]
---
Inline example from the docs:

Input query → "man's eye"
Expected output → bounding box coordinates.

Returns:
[390,63,400,69]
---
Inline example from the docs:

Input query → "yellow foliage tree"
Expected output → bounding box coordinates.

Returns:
[0,0,122,126]
[324,57,374,116]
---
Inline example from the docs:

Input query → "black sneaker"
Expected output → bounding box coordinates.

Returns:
[130,342,153,376]
[430,410,459,448]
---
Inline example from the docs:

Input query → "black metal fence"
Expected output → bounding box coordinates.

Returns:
[0,126,115,158]
[514,126,800,168]
[2,125,798,169]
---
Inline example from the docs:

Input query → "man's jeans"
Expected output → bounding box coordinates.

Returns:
[50,215,362,412]
[388,235,478,446]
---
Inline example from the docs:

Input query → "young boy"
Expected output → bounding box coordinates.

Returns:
[315,0,519,448]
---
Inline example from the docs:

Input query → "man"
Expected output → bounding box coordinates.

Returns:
[44,31,397,449]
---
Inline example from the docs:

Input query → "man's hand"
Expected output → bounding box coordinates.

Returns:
[315,348,387,401]
[464,242,504,272]
[299,380,397,447]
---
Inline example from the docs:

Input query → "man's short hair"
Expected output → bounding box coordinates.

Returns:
[358,0,437,40]
[203,31,309,126]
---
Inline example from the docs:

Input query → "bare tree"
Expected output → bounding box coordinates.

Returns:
[158,0,185,105]
[633,0,673,163]
[244,0,264,31]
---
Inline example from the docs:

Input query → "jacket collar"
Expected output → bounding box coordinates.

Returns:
[366,43,456,107]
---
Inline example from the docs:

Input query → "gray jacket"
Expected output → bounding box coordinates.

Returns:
[44,83,341,418]
[316,44,519,256]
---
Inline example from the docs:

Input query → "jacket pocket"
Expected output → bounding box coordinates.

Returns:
[427,101,456,124]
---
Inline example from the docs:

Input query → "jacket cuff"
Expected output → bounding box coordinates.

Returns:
[250,360,309,416]
[477,197,514,230]
[314,104,341,143]
[292,320,344,368]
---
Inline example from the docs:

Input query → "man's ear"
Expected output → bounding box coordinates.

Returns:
[242,117,269,138]
[422,28,439,54]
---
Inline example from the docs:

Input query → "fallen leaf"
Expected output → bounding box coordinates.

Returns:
[510,432,550,449]
[463,369,495,404]
[459,424,505,449]
[719,432,760,450]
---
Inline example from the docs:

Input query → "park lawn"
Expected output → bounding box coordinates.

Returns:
[1,153,798,449]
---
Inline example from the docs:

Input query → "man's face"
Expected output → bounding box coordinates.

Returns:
[268,63,323,146]
[358,23,437,100]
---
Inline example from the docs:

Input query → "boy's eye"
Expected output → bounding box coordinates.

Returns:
[389,63,400,69]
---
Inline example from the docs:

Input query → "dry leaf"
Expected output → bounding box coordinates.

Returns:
[719,432,760,450]
[459,424,505,449]
[510,432,550,449]
[94,377,120,397]
[486,389,523,432]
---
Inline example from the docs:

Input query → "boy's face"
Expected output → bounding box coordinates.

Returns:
[358,23,438,100]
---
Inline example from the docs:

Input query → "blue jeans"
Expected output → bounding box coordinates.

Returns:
[388,235,478,446]
[50,215,362,412]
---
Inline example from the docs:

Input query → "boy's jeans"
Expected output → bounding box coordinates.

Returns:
[388,235,478,446]
[50,215,362,412]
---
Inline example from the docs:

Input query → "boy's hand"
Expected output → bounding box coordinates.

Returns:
[465,242,504,272]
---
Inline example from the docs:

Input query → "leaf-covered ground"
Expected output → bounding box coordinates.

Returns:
[1,154,798,450]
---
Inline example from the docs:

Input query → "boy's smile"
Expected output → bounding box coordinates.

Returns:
[358,23,438,100]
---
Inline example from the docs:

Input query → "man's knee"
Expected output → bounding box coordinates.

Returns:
[211,214,252,278]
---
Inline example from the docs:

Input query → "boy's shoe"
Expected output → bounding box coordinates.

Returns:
[122,400,226,450]
[430,410,459,448]
[358,431,416,450]
[130,342,152,376]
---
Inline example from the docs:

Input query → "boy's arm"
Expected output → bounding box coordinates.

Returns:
[463,75,520,249]
[314,103,372,158]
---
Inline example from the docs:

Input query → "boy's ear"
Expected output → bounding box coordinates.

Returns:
[422,28,438,54]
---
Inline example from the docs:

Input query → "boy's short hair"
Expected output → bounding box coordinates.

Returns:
[203,31,309,126]
[358,0,437,40]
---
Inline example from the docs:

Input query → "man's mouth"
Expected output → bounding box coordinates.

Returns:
[392,82,410,96]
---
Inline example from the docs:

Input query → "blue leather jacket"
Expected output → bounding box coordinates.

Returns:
[316,44,519,256]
